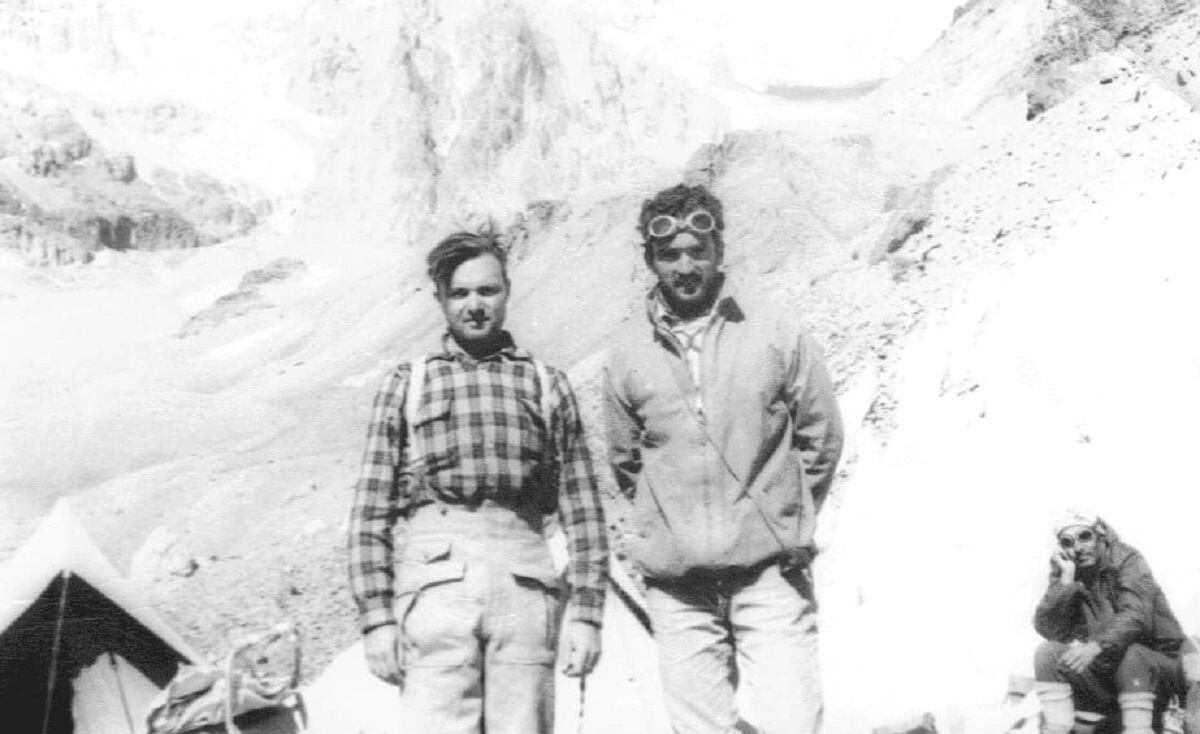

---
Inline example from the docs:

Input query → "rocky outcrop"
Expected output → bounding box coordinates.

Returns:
[1024,0,1194,118]
[0,98,262,265]
[103,154,136,183]
[293,0,729,249]
[17,110,93,177]
[870,166,955,266]
[0,203,204,265]
[130,527,199,587]
[178,257,309,337]
[0,164,214,264]
[146,167,260,243]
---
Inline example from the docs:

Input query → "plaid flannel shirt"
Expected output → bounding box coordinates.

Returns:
[348,332,608,632]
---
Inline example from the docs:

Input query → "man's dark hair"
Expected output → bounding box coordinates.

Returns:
[426,231,510,294]
[637,183,726,257]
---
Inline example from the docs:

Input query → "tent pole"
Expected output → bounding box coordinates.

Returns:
[108,651,138,734]
[40,570,70,734]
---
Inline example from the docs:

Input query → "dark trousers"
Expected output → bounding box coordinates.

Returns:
[1034,640,1187,713]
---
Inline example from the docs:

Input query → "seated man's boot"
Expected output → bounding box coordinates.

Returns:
[1117,691,1156,734]
[1185,682,1200,734]
[1036,681,1075,734]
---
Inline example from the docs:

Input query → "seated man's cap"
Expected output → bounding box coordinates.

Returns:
[1053,507,1105,537]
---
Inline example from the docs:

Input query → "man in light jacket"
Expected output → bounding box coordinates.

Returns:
[603,183,843,734]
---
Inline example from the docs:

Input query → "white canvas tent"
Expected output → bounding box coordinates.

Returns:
[0,499,201,734]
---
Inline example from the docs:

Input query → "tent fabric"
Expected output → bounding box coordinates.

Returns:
[0,499,199,734]
[0,498,201,662]
[72,653,161,734]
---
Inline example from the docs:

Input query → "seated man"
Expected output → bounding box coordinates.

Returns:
[1033,510,1200,734]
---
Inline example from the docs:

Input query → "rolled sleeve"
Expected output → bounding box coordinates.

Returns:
[1034,575,1086,641]
[348,365,411,634]
[549,367,609,628]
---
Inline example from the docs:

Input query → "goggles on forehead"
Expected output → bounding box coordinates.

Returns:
[647,209,717,239]
[1058,528,1095,549]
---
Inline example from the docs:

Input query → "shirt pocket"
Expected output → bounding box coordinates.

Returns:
[411,394,458,473]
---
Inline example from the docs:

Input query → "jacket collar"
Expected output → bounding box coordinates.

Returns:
[434,330,531,365]
[646,278,745,343]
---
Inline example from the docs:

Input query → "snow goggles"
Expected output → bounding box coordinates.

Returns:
[646,209,717,239]
[1057,528,1095,549]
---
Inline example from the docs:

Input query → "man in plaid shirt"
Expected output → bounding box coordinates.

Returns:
[348,231,608,734]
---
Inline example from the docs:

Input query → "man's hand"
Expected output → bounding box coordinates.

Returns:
[364,625,405,687]
[559,620,601,678]
[1059,640,1102,674]
[1051,549,1076,585]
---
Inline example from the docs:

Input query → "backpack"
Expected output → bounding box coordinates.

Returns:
[145,624,303,734]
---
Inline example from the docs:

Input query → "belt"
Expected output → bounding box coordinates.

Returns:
[645,554,781,593]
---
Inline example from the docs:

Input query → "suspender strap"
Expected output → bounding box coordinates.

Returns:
[533,359,555,428]
[404,357,426,451]
[404,355,555,468]
[404,357,427,482]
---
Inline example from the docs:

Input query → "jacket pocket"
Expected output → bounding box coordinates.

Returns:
[627,472,682,576]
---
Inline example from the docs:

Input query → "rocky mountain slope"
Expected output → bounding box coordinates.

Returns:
[0,73,266,264]
[3,0,1200,731]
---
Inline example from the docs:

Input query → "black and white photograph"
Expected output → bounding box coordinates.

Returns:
[3,1,1200,733]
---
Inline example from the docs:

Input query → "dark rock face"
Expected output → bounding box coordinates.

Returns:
[1024,0,1194,119]
[17,109,94,177]
[0,170,213,264]
[0,213,91,265]
[0,101,261,265]
[147,167,259,243]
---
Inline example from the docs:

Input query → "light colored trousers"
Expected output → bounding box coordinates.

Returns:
[396,502,561,734]
[645,563,822,734]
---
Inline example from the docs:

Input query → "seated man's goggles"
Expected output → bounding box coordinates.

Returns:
[1058,528,1095,549]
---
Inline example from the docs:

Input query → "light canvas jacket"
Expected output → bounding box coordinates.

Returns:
[603,284,844,580]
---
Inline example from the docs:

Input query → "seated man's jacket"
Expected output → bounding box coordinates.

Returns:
[1034,524,1194,665]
